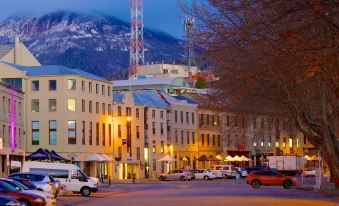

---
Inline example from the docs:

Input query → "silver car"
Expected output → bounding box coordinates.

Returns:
[159,170,192,181]
[8,173,56,195]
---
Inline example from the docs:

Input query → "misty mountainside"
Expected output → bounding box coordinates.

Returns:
[0,11,185,79]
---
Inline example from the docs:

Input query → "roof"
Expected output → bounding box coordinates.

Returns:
[0,44,13,59]
[1,61,108,82]
[113,77,186,87]
[175,95,197,104]
[113,90,172,108]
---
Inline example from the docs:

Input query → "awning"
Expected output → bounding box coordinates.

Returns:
[240,155,250,161]
[101,154,112,162]
[85,154,104,162]
[26,148,50,160]
[225,155,233,161]
[50,150,69,161]
[197,155,209,161]
[227,150,250,157]
[158,154,176,162]
[232,155,242,162]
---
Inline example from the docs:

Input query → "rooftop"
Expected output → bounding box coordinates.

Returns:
[1,61,108,82]
[113,77,189,87]
[0,44,14,59]
[113,90,171,108]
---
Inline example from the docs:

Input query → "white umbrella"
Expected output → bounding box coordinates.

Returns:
[225,155,233,161]
[240,155,250,161]
[85,154,104,162]
[233,155,242,162]
[157,154,176,162]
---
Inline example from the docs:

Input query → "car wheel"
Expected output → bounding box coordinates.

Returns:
[203,175,209,180]
[251,180,261,189]
[19,200,31,206]
[180,176,185,181]
[160,176,166,181]
[81,186,91,196]
[224,174,229,179]
[283,180,292,189]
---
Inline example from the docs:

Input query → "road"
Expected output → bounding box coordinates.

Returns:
[57,181,339,206]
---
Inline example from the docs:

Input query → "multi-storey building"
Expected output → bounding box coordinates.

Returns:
[134,63,198,79]
[0,82,24,177]
[0,61,113,179]
[112,90,172,179]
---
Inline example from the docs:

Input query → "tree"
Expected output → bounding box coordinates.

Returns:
[187,0,339,180]
[195,77,206,89]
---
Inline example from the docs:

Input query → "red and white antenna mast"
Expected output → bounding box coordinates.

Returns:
[129,0,145,79]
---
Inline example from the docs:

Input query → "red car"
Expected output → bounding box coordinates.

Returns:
[247,170,298,189]
[0,180,46,206]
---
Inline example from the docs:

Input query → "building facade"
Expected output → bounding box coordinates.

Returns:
[134,63,198,79]
[0,82,25,177]
[0,62,113,179]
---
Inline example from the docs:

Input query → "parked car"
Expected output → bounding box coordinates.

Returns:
[246,170,298,189]
[0,178,56,206]
[211,165,236,178]
[159,170,192,181]
[22,162,98,196]
[8,172,56,196]
[0,195,20,206]
[194,169,217,180]
[245,166,271,174]
[7,177,37,190]
[0,180,46,206]
[235,167,248,177]
[304,167,316,177]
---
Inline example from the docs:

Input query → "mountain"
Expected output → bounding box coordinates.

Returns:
[0,11,185,79]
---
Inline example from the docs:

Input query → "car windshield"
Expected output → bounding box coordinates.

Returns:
[79,170,89,179]
[11,180,30,190]
[0,181,21,192]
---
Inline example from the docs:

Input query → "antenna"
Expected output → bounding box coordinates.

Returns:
[129,0,145,79]
[184,15,195,73]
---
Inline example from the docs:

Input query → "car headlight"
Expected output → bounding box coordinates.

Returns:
[5,201,19,206]
[34,198,44,203]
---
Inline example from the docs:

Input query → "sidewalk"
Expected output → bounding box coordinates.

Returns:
[295,184,339,198]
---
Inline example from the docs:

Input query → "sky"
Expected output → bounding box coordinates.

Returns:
[0,0,193,38]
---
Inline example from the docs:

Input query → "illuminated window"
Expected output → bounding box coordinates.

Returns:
[49,99,56,112]
[68,79,76,90]
[67,99,76,112]
[49,120,57,145]
[68,120,76,144]
[296,138,299,148]
[289,138,293,147]
[161,141,164,153]
[275,141,280,148]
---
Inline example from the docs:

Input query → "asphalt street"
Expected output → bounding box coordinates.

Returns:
[57,180,339,206]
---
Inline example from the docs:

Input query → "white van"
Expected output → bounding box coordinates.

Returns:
[22,162,98,196]
[211,165,237,178]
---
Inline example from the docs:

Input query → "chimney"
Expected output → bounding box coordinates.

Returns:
[14,36,20,64]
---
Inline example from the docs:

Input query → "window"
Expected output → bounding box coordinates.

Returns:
[118,125,122,138]
[207,114,210,125]
[160,111,164,118]
[49,80,57,90]
[212,135,215,146]
[160,123,164,135]
[136,126,140,138]
[218,135,221,147]
[81,81,85,91]
[102,123,106,146]
[227,116,230,127]
[152,140,156,153]
[126,107,131,116]
[161,141,164,152]
[96,102,99,114]
[107,86,111,96]
[49,99,56,112]
[275,141,279,148]
[207,134,210,146]
[101,85,105,95]
[283,138,286,148]
[96,84,99,94]
[82,121,85,145]
[234,116,238,127]
[202,134,205,146]
[118,106,121,116]
[152,122,155,134]
[289,138,293,147]
[153,159,156,172]
[96,123,99,146]
[68,121,76,144]
[68,99,76,112]
[175,111,178,122]
[192,113,195,124]
[187,131,190,144]
[68,79,76,90]
[89,122,93,145]
[32,121,40,145]
[296,138,299,148]
[89,101,92,113]
[175,130,178,143]
[253,117,257,128]
[102,103,105,114]
[108,104,112,115]
[31,99,39,112]
[181,131,184,144]
[186,112,189,123]
[89,82,92,93]
[152,110,155,118]
[180,111,184,123]
[109,124,112,146]
[192,132,195,144]
[82,100,85,112]
[200,114,204,126]
[261,138,264,147]
[49,120,57,145]
[136,108,140,118]
[137,147,141,160]
[261,118,264,129]
[31,80,39,91]
[253,138,257,147]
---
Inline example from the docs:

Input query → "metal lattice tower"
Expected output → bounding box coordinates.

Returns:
[184,15,195,72]
[129,0,145,79]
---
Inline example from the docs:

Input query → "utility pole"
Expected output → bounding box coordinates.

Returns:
[129,0,145,79]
